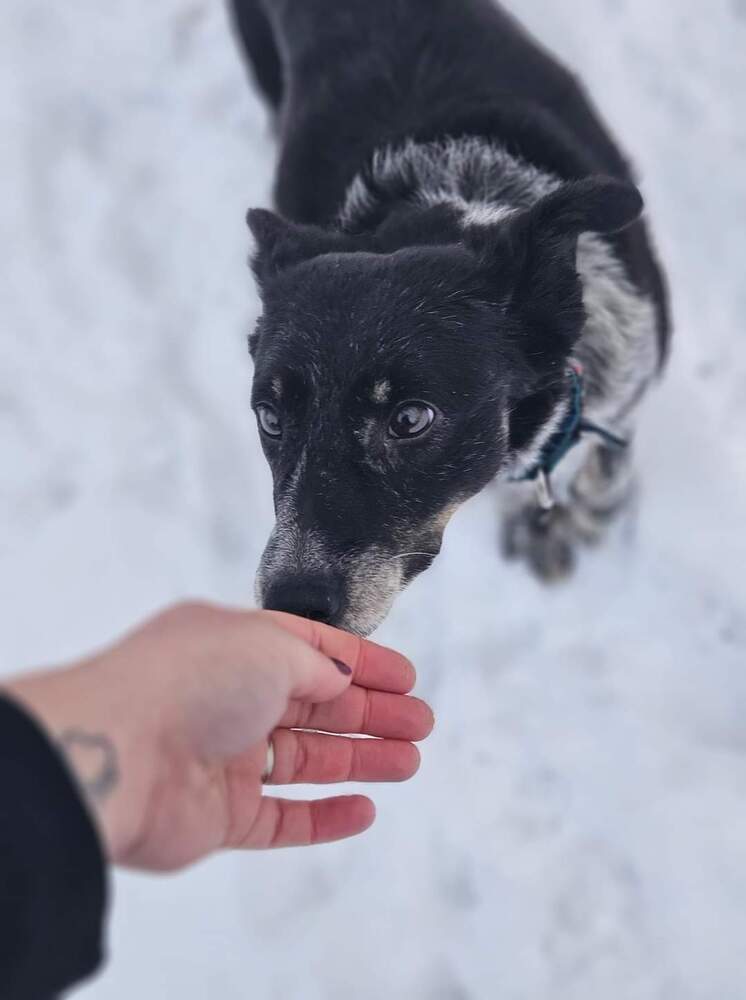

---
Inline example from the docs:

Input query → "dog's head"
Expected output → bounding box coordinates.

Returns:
[247,177,642,634]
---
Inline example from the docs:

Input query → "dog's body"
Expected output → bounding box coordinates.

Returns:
[231,0,670,634]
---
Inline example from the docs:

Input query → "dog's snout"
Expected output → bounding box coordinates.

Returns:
[262,573,343,625]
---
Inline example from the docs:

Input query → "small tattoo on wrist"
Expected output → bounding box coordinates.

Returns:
[58,729,120,804]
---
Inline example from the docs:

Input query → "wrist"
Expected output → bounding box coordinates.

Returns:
[5,662,156,864]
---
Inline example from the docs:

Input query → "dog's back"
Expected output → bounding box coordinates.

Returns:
[231,0,669,358]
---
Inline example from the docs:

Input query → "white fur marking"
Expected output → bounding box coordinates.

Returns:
[576,234,658,423]
[371,379,391,403]
[503,392,572,482]
[462,203,517,227]
[339,137,560,231]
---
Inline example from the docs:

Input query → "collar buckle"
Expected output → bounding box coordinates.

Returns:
[513,361,629,513]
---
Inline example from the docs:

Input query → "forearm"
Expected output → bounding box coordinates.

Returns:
[0,695,107,999]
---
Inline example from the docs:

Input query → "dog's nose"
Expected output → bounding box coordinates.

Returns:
[262,573,343,625]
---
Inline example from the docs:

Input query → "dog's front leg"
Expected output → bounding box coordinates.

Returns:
[499,433,637,581]
[567,436,637,546]
[499,483,579,582]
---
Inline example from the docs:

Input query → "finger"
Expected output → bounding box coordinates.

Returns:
[261,611,415,694]
[265,730,421,785]
[278,686,435,742]
[232,795,376,849]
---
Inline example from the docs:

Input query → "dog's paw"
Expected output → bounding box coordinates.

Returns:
[501,504,577,582]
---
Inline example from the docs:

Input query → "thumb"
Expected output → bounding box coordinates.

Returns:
[242,616,354,708]
[274,629,353,705]
[187,616,353,762]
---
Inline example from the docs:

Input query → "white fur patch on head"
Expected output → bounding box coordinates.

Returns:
[271,376,283,399]
[371,379,391,403]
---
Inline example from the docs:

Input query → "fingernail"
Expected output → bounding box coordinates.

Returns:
[333,658,352,676]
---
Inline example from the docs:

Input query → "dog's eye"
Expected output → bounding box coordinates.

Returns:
[256,403,282,438]
[389,401,436,439]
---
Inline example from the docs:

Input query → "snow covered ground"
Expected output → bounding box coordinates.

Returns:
[1,2,745,997]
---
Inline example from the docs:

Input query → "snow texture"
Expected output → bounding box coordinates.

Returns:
[1,2,745,998]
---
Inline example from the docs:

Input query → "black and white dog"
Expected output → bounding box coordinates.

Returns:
[230,0,670,636]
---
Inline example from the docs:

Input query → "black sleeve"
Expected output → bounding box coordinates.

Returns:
[0,695,108,1000]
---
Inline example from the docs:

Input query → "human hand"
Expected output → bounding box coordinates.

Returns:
[6,603,433,871]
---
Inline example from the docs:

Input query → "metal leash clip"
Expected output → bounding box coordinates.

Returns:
[534,468,556,512]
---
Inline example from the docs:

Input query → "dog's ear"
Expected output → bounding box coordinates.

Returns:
[465,177,643,269]
[247,208,349,285]
[465,177,643,359]
[528,176,643,238]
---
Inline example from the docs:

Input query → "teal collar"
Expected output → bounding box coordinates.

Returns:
[515,362,628,510]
